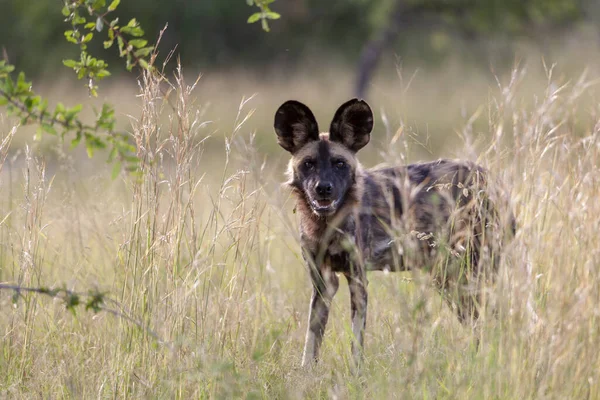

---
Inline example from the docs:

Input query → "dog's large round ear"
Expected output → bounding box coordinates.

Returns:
[329,99,373,153]
[274,100,320,154]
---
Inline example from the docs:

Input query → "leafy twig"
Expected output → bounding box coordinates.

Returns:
[0,283,170,347]
[247,0,280,32]
[0,0,278,176]
[0,0,155,175]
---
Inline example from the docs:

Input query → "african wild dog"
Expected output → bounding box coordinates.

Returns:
[274,98,516,366]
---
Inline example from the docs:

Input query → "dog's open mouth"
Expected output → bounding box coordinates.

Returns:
[311,199,338,214]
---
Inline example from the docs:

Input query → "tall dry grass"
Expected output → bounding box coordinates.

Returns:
[1,59,600,399]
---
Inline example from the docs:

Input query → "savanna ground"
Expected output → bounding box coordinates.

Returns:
[1,49,600,398]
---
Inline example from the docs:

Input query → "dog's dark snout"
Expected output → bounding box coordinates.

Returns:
[315,181,333,196]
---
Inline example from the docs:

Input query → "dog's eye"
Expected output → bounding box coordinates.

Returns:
[303,160,315,170]
[334,160,346,169]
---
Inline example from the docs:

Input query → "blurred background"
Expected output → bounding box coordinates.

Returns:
[3,4,600,397]
[2,0,600,162]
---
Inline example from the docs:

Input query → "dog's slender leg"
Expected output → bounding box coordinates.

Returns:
[302,267,339,366]
[346,272,368,367]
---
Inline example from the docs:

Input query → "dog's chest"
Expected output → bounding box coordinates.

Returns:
[301,228,356,254]
[300,216,358,271]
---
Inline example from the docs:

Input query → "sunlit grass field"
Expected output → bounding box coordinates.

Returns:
[1,57,600,398]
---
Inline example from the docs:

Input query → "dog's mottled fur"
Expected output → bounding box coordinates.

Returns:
[275,99,516,366]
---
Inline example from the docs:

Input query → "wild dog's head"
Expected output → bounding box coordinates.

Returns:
[274,99,373,217]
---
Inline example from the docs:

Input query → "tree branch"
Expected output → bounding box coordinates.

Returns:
[0,283,170,348]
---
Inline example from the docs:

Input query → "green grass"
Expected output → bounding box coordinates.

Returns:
[1,59,600,399]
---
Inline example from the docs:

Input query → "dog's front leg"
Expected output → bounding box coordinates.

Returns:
[346,272,368,367]
[302,267,339,366]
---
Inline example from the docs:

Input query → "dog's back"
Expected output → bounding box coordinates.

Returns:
[359,159,513,272]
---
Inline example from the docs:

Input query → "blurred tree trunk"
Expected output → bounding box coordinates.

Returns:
[354,0,474,99]
[354,1,449,99]
[354,0,584,99]
[355,0,407,99]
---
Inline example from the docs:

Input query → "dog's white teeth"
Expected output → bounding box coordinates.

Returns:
[315,200,332,207]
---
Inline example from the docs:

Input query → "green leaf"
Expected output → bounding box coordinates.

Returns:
[5,75,14,94]
[24,97,35,111]
[138,59,150,70]
[134,47,153,58]
[122,153,139,163]
[16,71,26,88]
[61,5,71,17]
[121,26,144,36]
[96,69,111,79]
[247,12,262,23]
[107,146,117,162]
[111,160,122,179]
[129,39,147,48]
[0,61,15,77]
[117,36,125,55]
[56,102,65,114]
[66,293,80,315]
[86,141,95,158]
[42,124,57,135]
[63,59,77,68]
[265,12,280,20]
[92,0,106,10]
[108,0,120,11]
[64,30,78,44]
[125,164,140,173]
[64,104,83,122]
[73,15,86,25]
[38,98,49,114]
[85,293,105,313]
[71,132,82,149]
[85,22,96,29]
[125,53,133,71]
